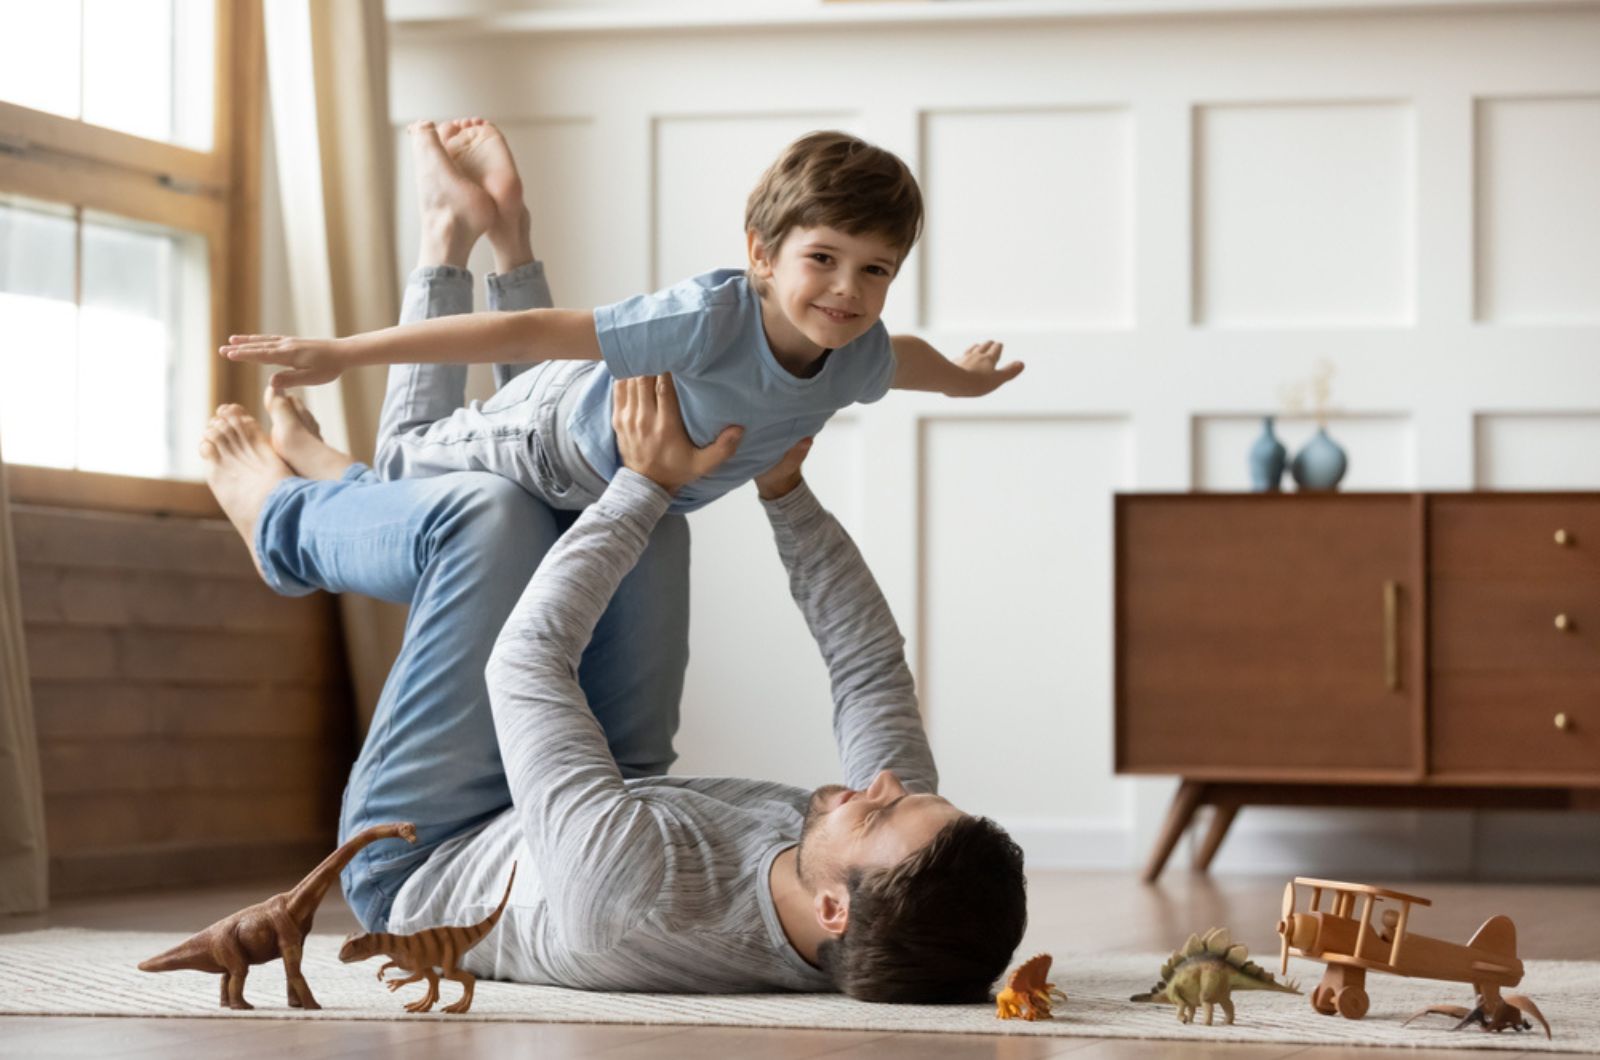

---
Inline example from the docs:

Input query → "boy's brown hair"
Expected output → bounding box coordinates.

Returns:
[745,131,924,269]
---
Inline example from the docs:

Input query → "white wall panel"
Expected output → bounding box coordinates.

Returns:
[921,108,1134,330]
[1475,413,1600,489]
[1194,102,1414,327]
[653,113,857,290]
[1475,96,1600,325]
[673,418,871,789]
[1192,414,1416,491]
[921,418,1134,855]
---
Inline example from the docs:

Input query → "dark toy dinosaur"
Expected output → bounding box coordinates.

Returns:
[137,822,417,1010]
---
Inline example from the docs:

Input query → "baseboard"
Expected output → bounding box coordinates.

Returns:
[995,818,1133,870]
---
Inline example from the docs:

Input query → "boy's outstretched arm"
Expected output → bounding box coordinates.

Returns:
[221,308,602,390]
[889,334,1023,397]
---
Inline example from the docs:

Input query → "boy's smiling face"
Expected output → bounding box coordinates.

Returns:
[747,225,901,365]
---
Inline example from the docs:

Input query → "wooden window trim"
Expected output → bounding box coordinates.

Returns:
[6,465,220,519]
[0,0,262,518]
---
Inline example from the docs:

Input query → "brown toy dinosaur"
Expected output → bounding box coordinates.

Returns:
[137,822,417,1010]
[338,862,517,1014]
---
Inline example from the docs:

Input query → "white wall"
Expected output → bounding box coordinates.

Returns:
[381,1,1600,879]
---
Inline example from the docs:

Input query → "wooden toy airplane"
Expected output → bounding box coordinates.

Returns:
[1274,877,1550,1038]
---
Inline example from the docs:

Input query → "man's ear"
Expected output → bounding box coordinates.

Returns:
[746,229,775,279]
[813,884,849,939]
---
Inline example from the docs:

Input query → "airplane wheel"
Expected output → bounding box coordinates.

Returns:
[1311,985,1337,1016]
[1335,986,1370,1020]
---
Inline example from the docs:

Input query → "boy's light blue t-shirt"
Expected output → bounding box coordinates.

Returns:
[567,268,896,513]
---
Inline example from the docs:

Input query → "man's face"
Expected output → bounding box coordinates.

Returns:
[794,770,964,889]
[749,225,900,355]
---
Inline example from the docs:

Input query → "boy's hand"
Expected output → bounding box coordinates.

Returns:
[613,374,743,494]
[221,335,348,389]
[952,340,1023,397]
[754,438,812,500]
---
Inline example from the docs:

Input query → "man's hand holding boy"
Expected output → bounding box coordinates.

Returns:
[613,374,744,495]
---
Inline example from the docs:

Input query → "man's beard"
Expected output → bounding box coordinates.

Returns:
[794,784,847,886]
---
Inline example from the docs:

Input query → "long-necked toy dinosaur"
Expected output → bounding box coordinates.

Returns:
[137,822,418,1010]
[338,862,517,1014]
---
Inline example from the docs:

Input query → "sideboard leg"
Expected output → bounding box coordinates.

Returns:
[1143,780,1205,883]
[1192,802,1239,872]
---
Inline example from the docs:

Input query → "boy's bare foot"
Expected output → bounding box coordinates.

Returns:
[440,117,533,270]
[410,119,496,268]
[265,387,356,481]
[200,405,293,580]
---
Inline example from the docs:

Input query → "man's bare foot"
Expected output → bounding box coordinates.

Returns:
[411,119,496,268]
[200,405,293,580]
[265,387,356,481]
[440,117,533,269]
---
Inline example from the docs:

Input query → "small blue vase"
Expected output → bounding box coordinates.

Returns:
[1291,426,1348,491]
[1248,416,1287,492]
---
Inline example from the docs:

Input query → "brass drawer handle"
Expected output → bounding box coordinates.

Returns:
[1555,529,1572,546]
[1383,580,1399,691]
[1555,713,1571,732]
[1555,613,1571,632]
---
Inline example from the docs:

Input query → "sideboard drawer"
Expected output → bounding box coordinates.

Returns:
[1431,496,1600,578]
[1432,671,1600,780]
[1431,578,1600,671]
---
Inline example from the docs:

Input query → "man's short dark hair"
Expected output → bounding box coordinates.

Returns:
[816,815,1026,1003]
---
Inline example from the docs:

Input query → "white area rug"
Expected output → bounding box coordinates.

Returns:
[0,929,1594,1051]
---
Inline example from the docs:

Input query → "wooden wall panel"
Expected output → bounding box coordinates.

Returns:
[11,503,353,897]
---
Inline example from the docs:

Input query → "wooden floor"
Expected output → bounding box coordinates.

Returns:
[3,869,1594,1058]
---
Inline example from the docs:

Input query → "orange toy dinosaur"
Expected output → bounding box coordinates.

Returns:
[995,953,1067,1021]
[338,862,518,1014]
[137,822,417,1010]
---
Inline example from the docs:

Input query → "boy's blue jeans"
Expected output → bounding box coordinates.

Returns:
[252,262,689,930]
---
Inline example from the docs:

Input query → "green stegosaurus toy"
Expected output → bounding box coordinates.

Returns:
[1131,927,1301,1025]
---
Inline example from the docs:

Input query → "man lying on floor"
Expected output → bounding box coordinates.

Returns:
[197,374,1025,1003]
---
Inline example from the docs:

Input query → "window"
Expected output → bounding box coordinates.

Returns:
[1,196,209,478]
[0,0,259,504]
[0,0,216,150]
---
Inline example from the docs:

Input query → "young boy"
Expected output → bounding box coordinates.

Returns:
[224,124,1021,513]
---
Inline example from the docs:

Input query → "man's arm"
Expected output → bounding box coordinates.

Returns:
[486,375,742,953]
[890,334,1022,397]
[220,308,601,390]
[485,467,674,954]
[756,453,939,794]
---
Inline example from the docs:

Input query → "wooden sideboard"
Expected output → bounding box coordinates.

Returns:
[1115,492,1600,881]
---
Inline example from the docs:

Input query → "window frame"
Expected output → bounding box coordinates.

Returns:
[0,0,263,516]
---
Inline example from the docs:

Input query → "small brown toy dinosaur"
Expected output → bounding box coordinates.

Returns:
[338,862,517,1014]
[137,822,417,1010]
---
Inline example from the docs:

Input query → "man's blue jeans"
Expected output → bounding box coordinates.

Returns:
[252,262,689,929]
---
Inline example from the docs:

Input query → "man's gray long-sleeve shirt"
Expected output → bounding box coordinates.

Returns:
[385,469,937,992]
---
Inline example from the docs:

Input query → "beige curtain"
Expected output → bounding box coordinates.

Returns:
[0,436,49,913]
[264,0,406,731]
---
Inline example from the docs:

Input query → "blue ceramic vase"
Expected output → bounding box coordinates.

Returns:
[1248,416,1287,492]
[1291,426,1348,491]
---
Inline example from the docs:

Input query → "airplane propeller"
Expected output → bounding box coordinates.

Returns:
[1278,880,1296,975]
